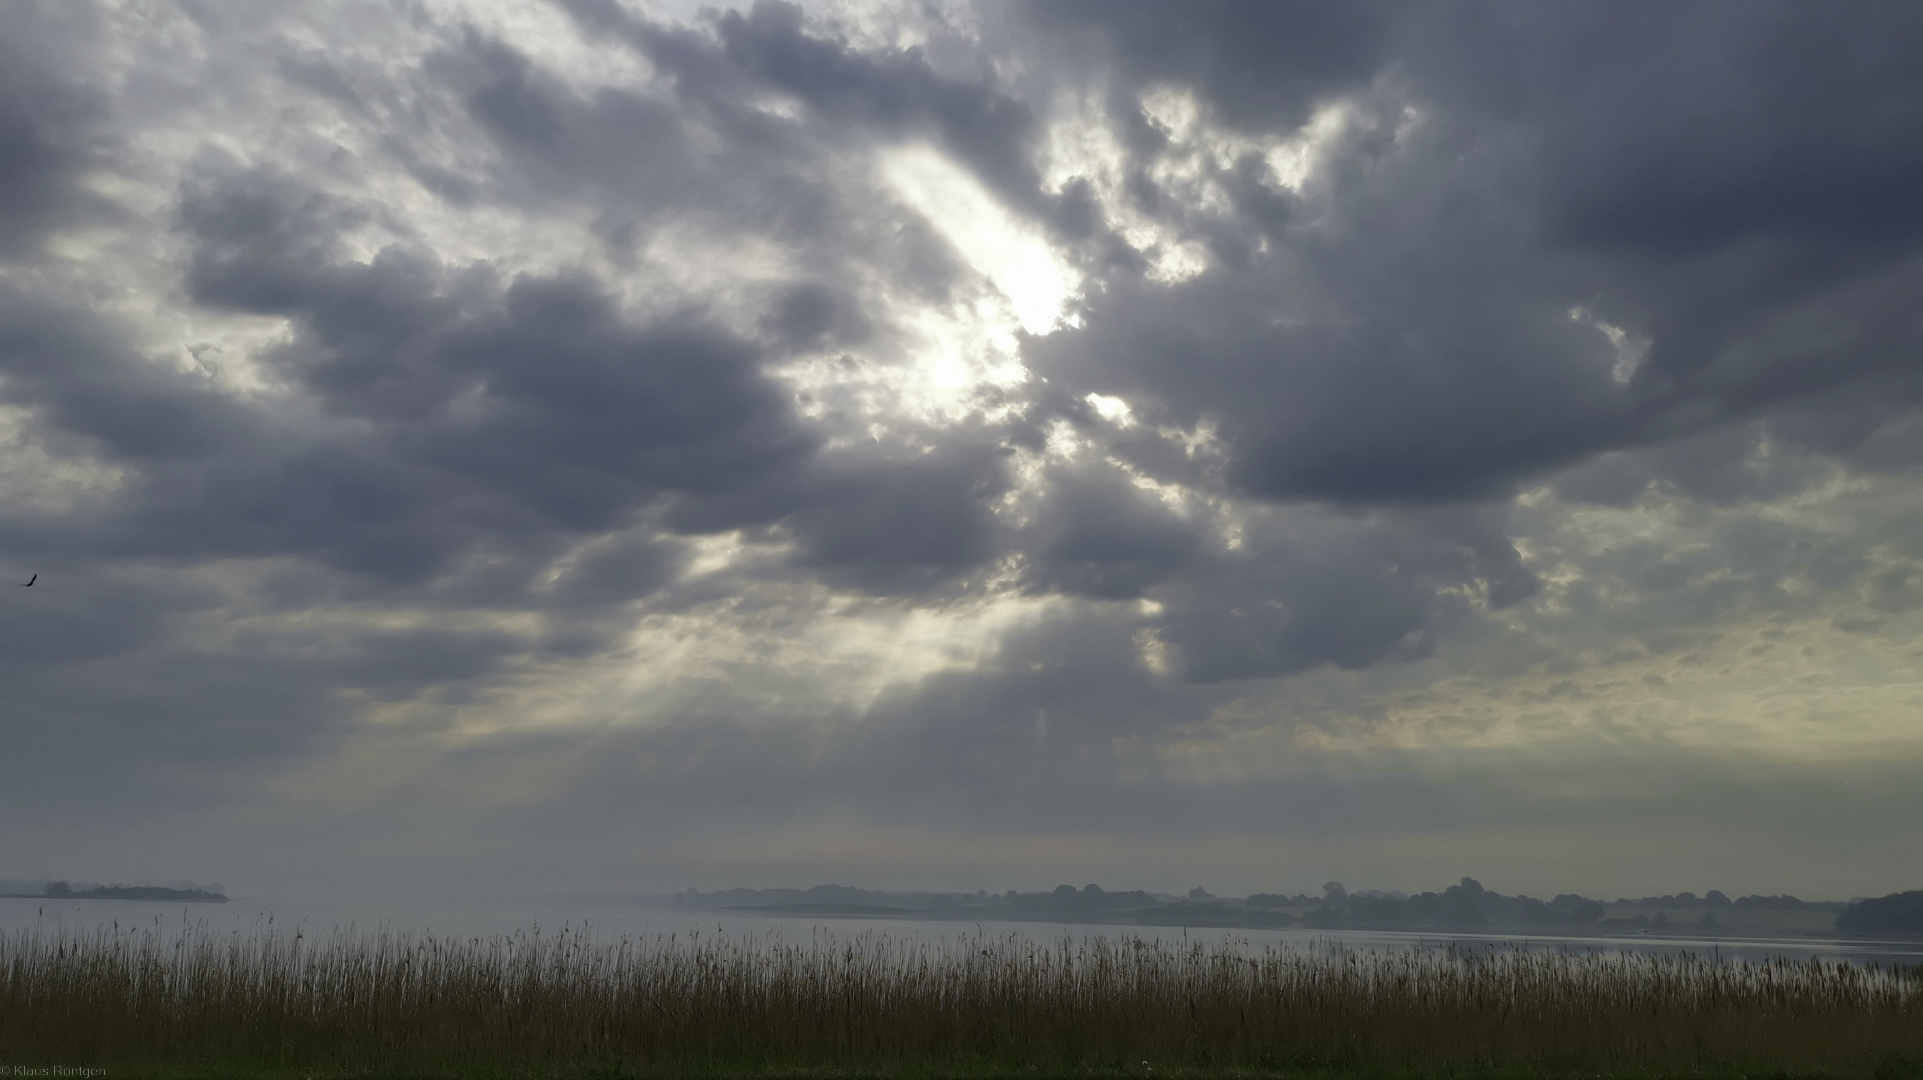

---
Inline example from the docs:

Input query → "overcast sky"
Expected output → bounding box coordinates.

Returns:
[2,0,1920,903]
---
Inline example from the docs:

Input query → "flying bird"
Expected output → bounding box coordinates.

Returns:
[18,574,34,587]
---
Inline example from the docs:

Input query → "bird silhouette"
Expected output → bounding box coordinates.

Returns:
[18,574,34,587]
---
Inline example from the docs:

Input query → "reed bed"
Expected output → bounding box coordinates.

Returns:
[2,920,1919,1077]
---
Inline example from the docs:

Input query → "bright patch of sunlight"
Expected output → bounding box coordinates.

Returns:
[775,294,1032,434]
[1085,393,1134,426]
[1139,84,1206,142]
[449,587,1066,743]
[1265,103,1357,192]
[680,532,748,579]
[882,145,1079,336]
[1041,90,1211,283]
[1040,87,1366,285]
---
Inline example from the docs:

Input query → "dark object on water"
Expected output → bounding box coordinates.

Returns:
[18,574,33,586]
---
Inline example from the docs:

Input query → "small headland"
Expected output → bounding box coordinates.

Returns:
[0,879,227,903]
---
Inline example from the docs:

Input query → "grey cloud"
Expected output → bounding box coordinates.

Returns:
[0,138,823,804]
[497,604,1487,850]
[1867,564,1923,617]
[1008,1,1392,136]
[761,283,872,351]
[118,445,470,581]
[183,166,815,536]
[0,295,258,465]
[137,1,1923,710]
[0,571,201,665]
[547,533,685,608]
[708,3,1041,212]
[1021,463,1197,600]
[1513,4,1923,258]
[428,279,814,512]
[1158,517,1461,684]
[429,14,990,350]
[325,625,528,698]
[0,3,113,256]
[1016,1,1923,513]
[1554,422,1843,509]
[1028,262,1633,505]
[426,30,708,213]
[3,0,1922,897]
[785,440,1011,594]
[562,0,1098,240]
[0,576,364,813]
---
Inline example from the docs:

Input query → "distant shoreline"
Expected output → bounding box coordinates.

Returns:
[680,902,1921,945]
[1,886,227,903]
[562,881,1923,943]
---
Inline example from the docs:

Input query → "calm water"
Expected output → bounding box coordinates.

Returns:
[3,894,1919,969]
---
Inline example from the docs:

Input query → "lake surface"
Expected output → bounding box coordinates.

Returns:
[4,894,1919,969]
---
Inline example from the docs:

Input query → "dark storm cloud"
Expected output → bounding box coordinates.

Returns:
[0,3,112,256]
[1153,507,1535,684]
[1012,0,1923,507]
[1019,463,1196,600]
[1013,0,1392,134]
[709,1,1032,184]
[558,0,1103,238]
[0,293,258,467]
[784,440,1011,593]
[423,29,712,213]
[0,0,1041,808]
[1026,264,1632,504]
[180,165,814,544]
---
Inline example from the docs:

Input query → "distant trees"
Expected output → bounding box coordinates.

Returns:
[675,884,882,911]
[1731,894,1839,911]
[1836,891,1923,934]
[1297,879,1621,931]
[1020,885,1158,913]
[1607,891,1842,913]
[664,879,1883,935]
[24,881,224,902]
[1550,894,1607,923]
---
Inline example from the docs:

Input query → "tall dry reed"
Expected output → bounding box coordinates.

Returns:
[2,920,1918,1075]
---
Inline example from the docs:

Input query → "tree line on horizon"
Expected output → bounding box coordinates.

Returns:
[0,880,228,903]
[667,878,1922,933]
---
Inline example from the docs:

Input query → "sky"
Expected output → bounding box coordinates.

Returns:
[1,0,1920,904]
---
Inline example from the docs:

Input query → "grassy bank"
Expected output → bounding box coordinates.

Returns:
[2,923,1919,1078]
